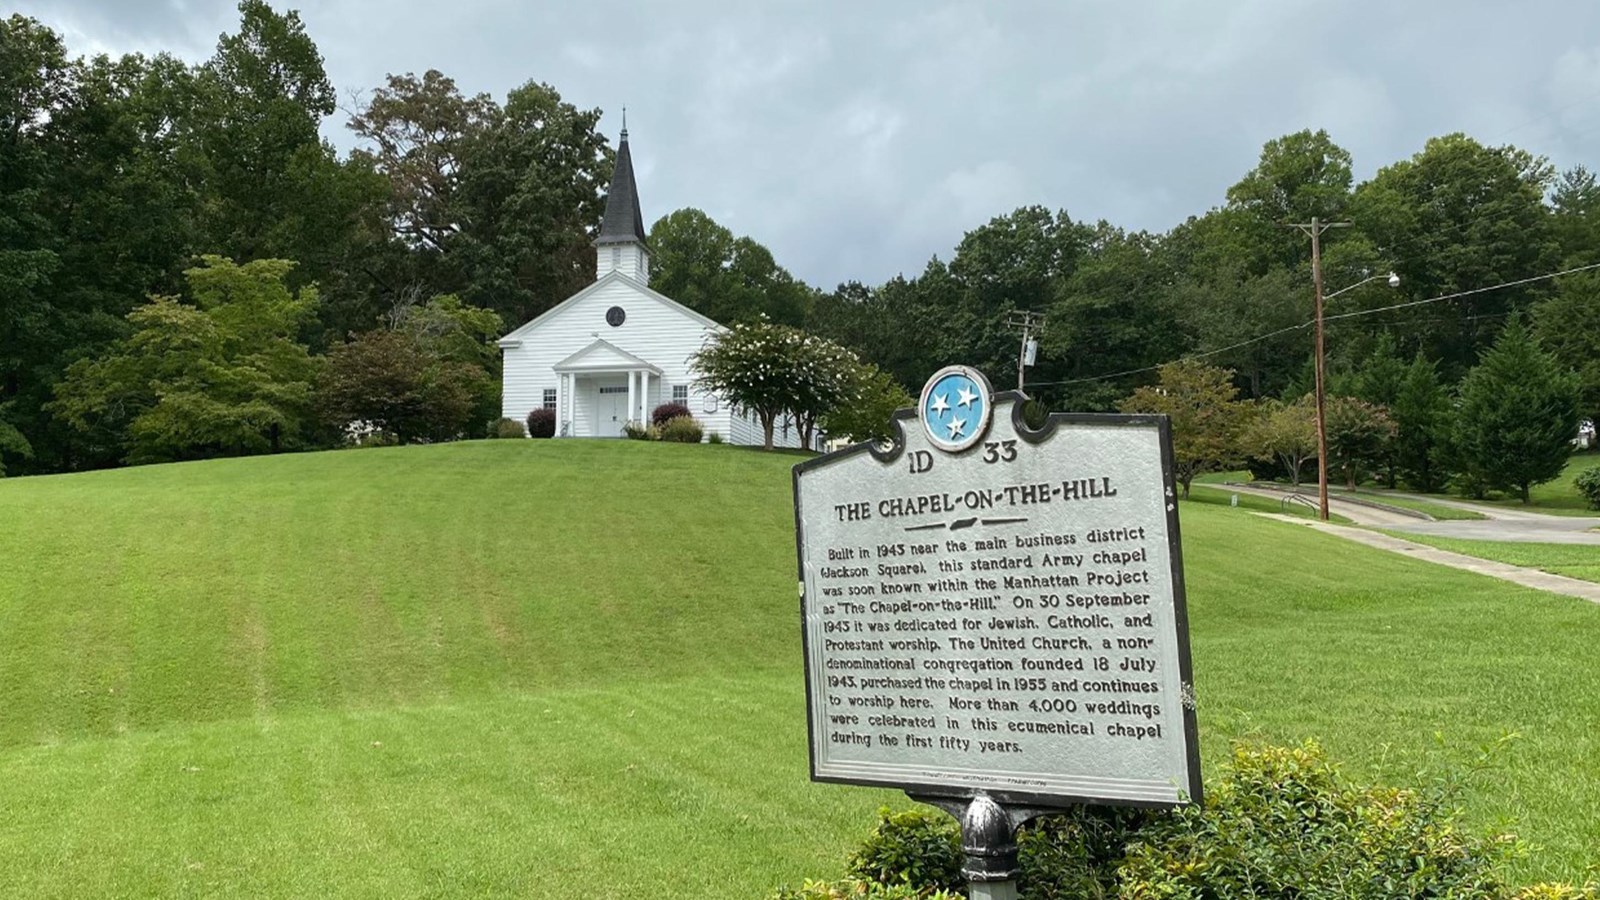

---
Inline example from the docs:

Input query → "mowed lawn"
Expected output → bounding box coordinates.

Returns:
[1378,533,1600,585]
[1,440,1597,896]
[1397,450,1600,516]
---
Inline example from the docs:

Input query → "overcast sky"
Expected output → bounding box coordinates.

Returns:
[17,1,1600,288]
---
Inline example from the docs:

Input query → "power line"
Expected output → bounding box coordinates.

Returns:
[1023,261,1600,389]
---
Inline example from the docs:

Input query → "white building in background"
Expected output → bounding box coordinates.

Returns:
[497,128,809,448]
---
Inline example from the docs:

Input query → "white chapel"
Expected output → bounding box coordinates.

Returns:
[497,128,810,448]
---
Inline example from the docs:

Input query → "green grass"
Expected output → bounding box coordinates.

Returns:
[1372,533,1600,585]
[2,440,1598,894]
[1188,482,1352,523]
[1395,451,1600,516]
[1341,489,1487,520]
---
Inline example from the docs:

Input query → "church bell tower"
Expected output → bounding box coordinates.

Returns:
[595,122,650,284]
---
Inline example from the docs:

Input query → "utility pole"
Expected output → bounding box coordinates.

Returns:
[1286,217,1350,521]
[1005,310,1045,393]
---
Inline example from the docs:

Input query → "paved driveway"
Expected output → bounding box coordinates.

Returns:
[1374,493,1600,545]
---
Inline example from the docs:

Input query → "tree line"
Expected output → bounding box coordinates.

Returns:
[3,4,1597,478]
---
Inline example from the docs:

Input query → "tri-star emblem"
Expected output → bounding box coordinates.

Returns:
[919,367,991,452]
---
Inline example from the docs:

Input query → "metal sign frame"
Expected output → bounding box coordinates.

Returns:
[792,390,1202,810]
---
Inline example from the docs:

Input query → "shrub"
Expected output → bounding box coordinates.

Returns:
[707,430,724,444]
[489,417,525,439]
[652,401,692,426]
[843,808,962,894]
[659,415,703,443]
[525,408,556,439]
[787,742,1523,899]
[1118,741,1515,898]
[623,420,652,440]
[1575,465,1600,510]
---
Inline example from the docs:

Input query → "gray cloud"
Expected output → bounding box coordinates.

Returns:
[16,0,1600,288]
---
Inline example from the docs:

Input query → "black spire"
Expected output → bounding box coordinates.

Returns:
[595,125,646,246]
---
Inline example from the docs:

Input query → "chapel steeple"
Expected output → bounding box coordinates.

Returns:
[595,120,650,283]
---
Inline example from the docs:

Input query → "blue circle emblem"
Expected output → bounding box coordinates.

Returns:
[919,366,992,453]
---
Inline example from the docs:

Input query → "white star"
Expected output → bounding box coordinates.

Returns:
[930,393,950,415]
[956,385,978,408]
[946,416,966,438]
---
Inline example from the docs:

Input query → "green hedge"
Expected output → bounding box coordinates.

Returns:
[777,741,1595,899]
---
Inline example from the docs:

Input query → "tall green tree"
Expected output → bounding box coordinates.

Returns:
[1454,318,1579,502]
[1532,272,1600,425]
[349,70,611,327]
[947,206,1092,382]
[1390,353,1454,493]
[1351,134,1558,373]
[647,208,812,325]
[1549,165,1600,265]
[50,257,319,463]
[1041,223,1189,410]
[1225,129,1355,272]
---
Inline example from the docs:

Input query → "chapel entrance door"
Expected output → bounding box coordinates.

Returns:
[594,380,629,436]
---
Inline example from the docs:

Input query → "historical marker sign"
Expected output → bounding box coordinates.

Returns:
[793,367,1201,808]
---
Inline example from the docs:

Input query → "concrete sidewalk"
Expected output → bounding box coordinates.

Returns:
[1255,513,1600,605]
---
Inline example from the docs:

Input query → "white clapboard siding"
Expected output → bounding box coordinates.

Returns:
[501,272,719,437]
[501,270,819,449]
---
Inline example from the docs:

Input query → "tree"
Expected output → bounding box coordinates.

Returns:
[1324,396,1396,489]
[947,206,1092,383]
[819,362,913,445]
[1391,353,1454,493]
[1550,165,1600,265]
[1040,223,1189,411]
[1169,264,1303,399]
[349,70,611,326]
[317,329,479,443]
[1346,333,1409,485]
[1532,272,1600,425]
[1350,134,1559,373]
[1454,318,1579,502]
[196,0,341,265]
[1118,360,1251,498]
[691,320,855,450]
[50,257,319,463]
[786,333,862,451]
[0,412,32,476]
[1244,395,1318,486]
[647,208,813,325]
[387,292,502,429]
[1225,129,1355,272]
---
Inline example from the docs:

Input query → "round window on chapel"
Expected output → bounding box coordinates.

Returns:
[606,306,626,327]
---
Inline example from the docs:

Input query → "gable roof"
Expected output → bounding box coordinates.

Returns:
[553,338,662,374]
[497,270,724,345]
[595,129,647,247]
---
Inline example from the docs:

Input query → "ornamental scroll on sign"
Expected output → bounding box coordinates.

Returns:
[792,366,1201,810]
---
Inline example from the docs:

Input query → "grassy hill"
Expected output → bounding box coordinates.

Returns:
[1,441,1597,896]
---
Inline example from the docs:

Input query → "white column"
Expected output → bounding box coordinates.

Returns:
[626,370,637,428]
[560,373,571,436]
[640,371,651,423]
[552,373,561,439]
